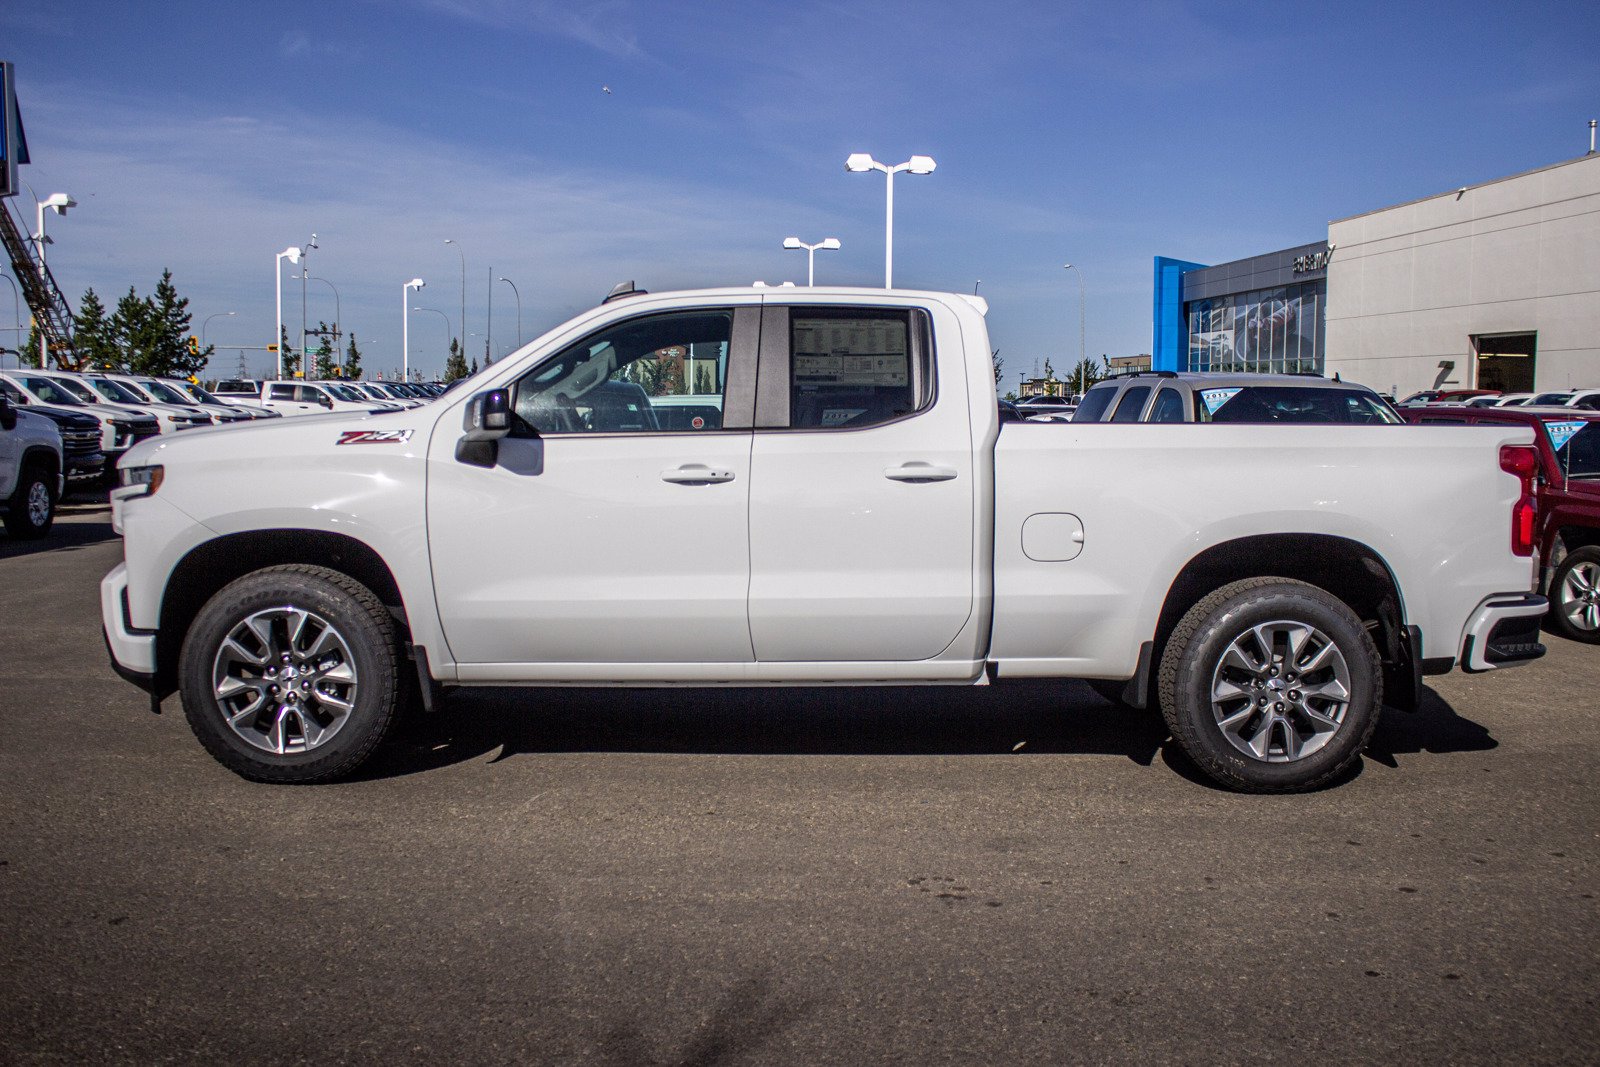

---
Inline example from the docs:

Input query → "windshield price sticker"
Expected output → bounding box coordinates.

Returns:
[1200,387,1242,414]
[1544,420,1586,451]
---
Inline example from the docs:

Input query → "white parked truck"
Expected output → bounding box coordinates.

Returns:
[102,287,1547,791]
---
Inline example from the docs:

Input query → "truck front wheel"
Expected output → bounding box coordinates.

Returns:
[178,565,402,783]
[1158,578,1381,793]
[3,463,56,539]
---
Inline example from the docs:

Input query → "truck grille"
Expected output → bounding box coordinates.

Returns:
[64,429,101,454]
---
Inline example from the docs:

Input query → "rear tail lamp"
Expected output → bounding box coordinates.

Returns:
[1499,444,1538,557]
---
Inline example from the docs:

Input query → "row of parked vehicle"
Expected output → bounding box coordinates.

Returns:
[1399,387,1600,410]
[0,367,446,539]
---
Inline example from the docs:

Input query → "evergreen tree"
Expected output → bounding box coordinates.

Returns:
[469,356,478,375]
[443,337,469,382]
[111,287,157,372]
[20,323,45,368]
[279,325,301,379]
[313,321,337,378]
[991,348,1004,385]
[147,269,200,377]
[1066,356,1108,395]
[73,288,123,371]
[344,333,363,380]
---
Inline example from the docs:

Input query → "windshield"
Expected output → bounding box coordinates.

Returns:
[141,380,193,405]
[1073,385,1118,422]
[1201,386,1402,424]
[19,377,88,406]
[51,377,101,403]
[1544,420,1600,479]
[87,378,146,404]
[1532,392,1574,405]
[179,382,226,404]
[107,379,157,402]
[328,385,364,402]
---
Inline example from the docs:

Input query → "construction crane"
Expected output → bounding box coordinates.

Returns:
[0,198,76,368]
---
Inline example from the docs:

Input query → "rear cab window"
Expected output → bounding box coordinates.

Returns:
[1110,385,1150,422]
[1073,385,1117,422]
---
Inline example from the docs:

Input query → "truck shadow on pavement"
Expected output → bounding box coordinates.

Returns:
[0,515,118,560]
[361,678,1496,790]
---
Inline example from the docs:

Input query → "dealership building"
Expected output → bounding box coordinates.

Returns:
[1153,150,1600,396]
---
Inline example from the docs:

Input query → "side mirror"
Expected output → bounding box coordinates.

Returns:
[456,388,512,468]
[0,395,15,431]
[319,393,334,409]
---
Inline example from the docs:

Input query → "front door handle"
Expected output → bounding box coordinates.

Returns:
[884,463,958,483]
[661,466,735,485]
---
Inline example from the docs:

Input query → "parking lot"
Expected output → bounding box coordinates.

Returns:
[2,498,1597,1064]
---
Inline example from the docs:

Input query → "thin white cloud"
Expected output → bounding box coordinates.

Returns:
[409,0,642,58]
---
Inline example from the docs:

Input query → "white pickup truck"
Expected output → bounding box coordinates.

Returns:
[102,287,1547,792]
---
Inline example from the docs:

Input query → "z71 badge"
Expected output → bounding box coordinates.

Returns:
[337,429,413,445]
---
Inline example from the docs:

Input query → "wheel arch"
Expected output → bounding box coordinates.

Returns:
[155,529,408,697]
[1139,533,1409,708]
[18,445,61,482]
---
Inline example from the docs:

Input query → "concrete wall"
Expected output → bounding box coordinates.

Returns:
[1324,153,1600,395]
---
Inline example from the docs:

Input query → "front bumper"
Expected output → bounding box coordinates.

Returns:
[101,562,157,680]
[1459,593,1547,673]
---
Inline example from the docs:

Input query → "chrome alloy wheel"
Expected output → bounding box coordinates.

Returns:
[211,606,359,755]
[1559,560,1600,633]
[25,481,49,526]
[1210,620,1352,763]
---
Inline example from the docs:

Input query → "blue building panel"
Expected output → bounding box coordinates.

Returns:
[1152,256,1206,371]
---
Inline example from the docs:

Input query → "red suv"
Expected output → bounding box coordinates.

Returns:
[1403,406,1600,643]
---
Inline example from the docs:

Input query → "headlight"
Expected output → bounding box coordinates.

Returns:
[119,465,164,497]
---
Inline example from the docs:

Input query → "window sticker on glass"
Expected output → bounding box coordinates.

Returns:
[820,408,868,427]
[1544,420,1586,450]
[792,320,908,386]
[1200,387,1242,413]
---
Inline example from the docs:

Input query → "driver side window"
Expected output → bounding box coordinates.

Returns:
[511,309,733,434]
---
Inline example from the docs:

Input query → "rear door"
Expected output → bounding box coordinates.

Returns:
[745,301,974,661]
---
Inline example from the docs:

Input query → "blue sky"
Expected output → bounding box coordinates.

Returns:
[4,0,1598,385]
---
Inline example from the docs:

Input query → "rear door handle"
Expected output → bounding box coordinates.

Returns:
[661,466,735,485]
[884,463,958,483]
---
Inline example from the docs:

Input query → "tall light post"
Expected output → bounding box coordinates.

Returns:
[202,311,235,349]
[1063,263,1086,397]
[412,306,451,379]
[0,273,21,346]
[274,246,303,379]
[32,192,76,365]
[444,239,465,359]
[844,154,935,288]
[498,277,522,347]
[401,278,425,382]
[782,237,841,286]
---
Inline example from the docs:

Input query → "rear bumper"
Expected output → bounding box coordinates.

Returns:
[101,562,158,681]
[1459,593,1547,673]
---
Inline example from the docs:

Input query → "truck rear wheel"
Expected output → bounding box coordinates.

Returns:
[178,565,402,783]
[3,463,56,539]
[1158,578,1381,793]
[1548,547,1600,644]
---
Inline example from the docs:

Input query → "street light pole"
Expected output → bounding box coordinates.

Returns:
[413,306,451,377]
[444,239,465,360]
[1063,263,1086,397]
[782,237,841,286]
[498,277,522,347]
[202,311,236,349]
[402,278,425,382]
[32,192,76,365]
[274,246,303,379]
[486,266,492,366]
[845,154,935,289]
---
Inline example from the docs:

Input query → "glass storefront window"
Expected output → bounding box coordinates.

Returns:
[1184,282,1326,375]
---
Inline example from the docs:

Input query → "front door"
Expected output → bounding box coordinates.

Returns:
[746,303,975,662]
[428,304,759,669]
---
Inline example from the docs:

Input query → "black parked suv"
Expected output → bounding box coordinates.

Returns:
[16,404,105,489]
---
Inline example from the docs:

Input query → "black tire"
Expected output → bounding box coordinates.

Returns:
[1547,547,1600,644]
[3,463,56,539]
[178,565,402,783]
[1158,578,1381,793]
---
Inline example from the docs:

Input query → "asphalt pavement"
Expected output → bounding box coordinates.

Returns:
[1,499,1596,1064]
